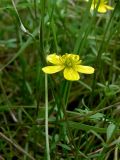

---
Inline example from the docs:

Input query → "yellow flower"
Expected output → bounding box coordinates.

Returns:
[91,0,114,13]
[42,54,94,81]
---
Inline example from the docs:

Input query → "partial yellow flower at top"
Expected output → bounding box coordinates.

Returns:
[91,0,114,13]
[42,53,94,81]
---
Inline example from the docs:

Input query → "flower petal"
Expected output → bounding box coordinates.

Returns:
[105,5,114,10]
[98,5,107,13]
[68,54,80,60]
[63,68,80,81]
[47,54,62,64]
[90,1,113,13]
[42,66,64,74]
[75,65,94,74]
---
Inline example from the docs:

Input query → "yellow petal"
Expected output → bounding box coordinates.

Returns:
[42,66,64,74]
[68,54,80,60]
[75,65,95,74]
[62,54,80,60]
[98,5,107,13]
[105,5,114,10]
[47,54,62,64]
[63,68,80,81]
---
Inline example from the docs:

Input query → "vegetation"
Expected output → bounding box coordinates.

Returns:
[0,0,120,159]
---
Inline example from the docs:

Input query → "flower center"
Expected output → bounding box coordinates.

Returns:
[61,54,80,68]
[64,58,74,67]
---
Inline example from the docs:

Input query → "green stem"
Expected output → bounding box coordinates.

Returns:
[45,74,50,160]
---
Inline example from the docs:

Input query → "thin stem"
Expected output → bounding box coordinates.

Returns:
[0,132,35,160]
[45,74,50,160]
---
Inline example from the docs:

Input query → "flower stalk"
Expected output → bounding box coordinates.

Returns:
[45,74,50,160]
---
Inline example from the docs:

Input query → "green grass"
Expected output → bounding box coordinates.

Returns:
[0,0,120,159]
